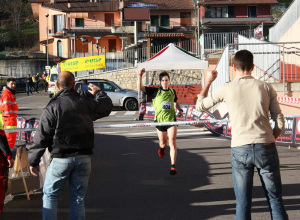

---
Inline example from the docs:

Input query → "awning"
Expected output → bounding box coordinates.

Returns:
[138,43,208,70]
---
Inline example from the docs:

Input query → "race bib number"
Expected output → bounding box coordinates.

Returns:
[161,101,171,110]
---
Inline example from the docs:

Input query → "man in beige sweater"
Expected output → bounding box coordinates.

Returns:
[196,50,288,220]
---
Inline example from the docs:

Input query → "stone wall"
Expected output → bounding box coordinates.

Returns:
[0,59,55,77]
[76,68,203,90]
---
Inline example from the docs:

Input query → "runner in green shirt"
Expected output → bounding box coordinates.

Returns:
[138,68,183,175]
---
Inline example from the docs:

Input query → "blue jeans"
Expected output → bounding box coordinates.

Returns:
[26,84,32,95]
[43,155,91,220]
[231,143,288,220]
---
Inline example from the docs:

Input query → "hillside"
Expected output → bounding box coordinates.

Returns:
[0,0,39,52]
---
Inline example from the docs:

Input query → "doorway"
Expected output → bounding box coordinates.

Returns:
[108,39,116,52]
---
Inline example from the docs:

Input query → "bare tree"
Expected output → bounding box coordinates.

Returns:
[1,0,24,47]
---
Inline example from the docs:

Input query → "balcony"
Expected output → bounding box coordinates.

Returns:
[111,26,135,34]
[70,20,121,30]
[48,30,64,37]
[202,17,274,24]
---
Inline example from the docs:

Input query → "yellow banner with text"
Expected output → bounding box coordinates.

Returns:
[60,55,106,72]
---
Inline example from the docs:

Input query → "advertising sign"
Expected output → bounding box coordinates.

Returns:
[60,55,106,72]
[254,23,263,40]
[186,105,203,121]
[294,118,300,144]
[276,117,294,144]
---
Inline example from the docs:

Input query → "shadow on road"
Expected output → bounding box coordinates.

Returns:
[2,133,299,220]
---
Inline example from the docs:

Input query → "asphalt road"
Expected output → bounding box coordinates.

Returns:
[2,91,300,219]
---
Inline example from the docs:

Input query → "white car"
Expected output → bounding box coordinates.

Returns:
[75,79,139,111]
[48,68,58,98]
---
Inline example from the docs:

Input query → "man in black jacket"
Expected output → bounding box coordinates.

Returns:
[28,71,113,220]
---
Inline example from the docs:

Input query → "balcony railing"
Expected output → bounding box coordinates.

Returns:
[70,21,121,29]
[202,17,273,23]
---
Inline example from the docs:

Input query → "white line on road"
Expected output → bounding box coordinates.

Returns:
[96,130,221,139]
[124,111,136,115]
[96,129,209,135]
[109,111,117,115]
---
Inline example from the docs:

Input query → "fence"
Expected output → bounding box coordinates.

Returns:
[212,37,300,95]
[204,30,254,56]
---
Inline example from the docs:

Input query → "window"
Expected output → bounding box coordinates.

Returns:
[50,74,57,81]
[150,15,159,26]
[105,14,114,27]
[160,15,169,26]
[205,7,211,18]
[75,18,84,27]
[216,7,222,18]
[180,12,191,26]
[222,7,228,18]
[54,15,63,33]
[228,6,234,18]
[102,82,116,92]
[211,7,228,18]
[248,6,257,18]
[57,40,62,57]
[93,82,102,89]
[211,8,216,18]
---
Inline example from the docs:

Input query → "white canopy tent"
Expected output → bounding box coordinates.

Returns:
[137,43,208,70]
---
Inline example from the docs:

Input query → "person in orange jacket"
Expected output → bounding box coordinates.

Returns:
[0,78,18,149]
[0,130,14,215]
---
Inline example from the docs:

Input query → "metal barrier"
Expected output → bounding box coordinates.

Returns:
[204,30,254,56]
[269,0,300,42]
[213,37,300,94]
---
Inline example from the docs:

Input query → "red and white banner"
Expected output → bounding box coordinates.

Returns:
[277,97,300,104]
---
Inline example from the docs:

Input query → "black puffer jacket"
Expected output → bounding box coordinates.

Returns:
[28,88,113,167]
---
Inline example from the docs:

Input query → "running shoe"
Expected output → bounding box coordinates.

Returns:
[158,148,165,158]
[170,167,177,175]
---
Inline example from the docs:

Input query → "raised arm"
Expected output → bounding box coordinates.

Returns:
[196,70,219,112]
[199,70,218,98]
[137,68,146,93]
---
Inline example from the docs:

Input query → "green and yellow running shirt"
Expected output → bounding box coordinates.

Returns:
[145,87,178,122]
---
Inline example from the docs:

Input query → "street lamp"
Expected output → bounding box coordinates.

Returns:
[80,37,94,57]
[196,0,201,58]
[95,43,100,55]
[45,13,49,66]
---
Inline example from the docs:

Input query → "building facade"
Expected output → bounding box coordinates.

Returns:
[200,0,277,35]
[30,0,199,59]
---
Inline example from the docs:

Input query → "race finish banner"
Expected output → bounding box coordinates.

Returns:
[60,55,106,72]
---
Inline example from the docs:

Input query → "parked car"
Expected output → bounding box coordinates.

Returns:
[75,79,139,111]
[0,77,34,93]
[48,67,58,98]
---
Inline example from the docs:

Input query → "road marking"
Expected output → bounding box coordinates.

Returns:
[109,111,117,115]
[124,111,136,115]
[96,129,208,134]
[95,130,220,139]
